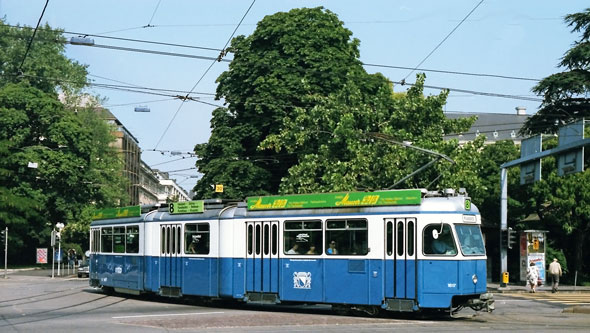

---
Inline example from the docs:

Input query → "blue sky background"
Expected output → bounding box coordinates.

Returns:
[1,0,588,192]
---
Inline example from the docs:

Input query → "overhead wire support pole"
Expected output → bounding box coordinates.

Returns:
[500,167,508,285]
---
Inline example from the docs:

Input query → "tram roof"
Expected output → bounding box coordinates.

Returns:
[91,193,477,226]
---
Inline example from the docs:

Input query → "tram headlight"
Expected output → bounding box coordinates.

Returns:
[472,274,478,284]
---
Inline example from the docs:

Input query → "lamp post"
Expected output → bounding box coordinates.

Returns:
[55,222,64,276]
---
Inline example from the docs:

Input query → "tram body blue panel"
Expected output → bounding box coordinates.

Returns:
[218,257,246,298]
[280,259,323,302]
[418,260,459,308]
[182,257,218,296]
[144,256,159,292]
[93,254,143,291]
[324,259,380,305]
[457,259,487,294]
[368,260,384,304]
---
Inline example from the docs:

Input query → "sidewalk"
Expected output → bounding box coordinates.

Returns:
[487,281,590,314]
[487,281,590,293]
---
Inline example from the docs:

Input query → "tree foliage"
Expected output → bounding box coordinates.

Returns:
[523,8,590,134]
[261,74,475,194]
[193,7,373,199]
[518,8,590,279]
[0,83,127,261]
[0,20,88,94]
[0,20,126,263]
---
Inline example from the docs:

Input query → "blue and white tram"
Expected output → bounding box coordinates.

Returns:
[89,189,494,314]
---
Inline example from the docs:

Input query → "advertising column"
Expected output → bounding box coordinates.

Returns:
[519,230,546,284]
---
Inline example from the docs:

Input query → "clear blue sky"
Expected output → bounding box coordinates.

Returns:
[1,0,588,192]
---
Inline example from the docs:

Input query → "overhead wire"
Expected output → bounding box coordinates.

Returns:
[3,23,224,52]
[73,42,231,62]
[403,0,485,81]
[363,62,540,82]
[3,24,543,83]
[392,79,543,102]
[152,0,257,150]
[146,0,163,28]
[18,0,50,73]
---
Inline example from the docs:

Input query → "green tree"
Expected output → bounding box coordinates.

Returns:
[520,8,590,280]
[0,83,127,263]
[522,8,590,134]
[0,20,88,94]
[262,74,475,193]
[194,7,375,199]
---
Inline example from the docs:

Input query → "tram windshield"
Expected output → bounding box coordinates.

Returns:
[455,224,486,255]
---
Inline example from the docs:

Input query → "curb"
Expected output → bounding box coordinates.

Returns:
[563,306,590,314]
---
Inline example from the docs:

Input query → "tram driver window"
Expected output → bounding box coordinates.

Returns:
[283,220,322,255]
[185,223,210,255]
[424,224,457,255]
[325,219,368,255]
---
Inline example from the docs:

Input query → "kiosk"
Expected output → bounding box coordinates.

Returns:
[519,230,548,285]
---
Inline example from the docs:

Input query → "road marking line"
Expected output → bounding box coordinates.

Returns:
[113,311,224,319]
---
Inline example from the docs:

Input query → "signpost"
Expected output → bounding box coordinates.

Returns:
[36,248,48,264]
[169,201,205,214]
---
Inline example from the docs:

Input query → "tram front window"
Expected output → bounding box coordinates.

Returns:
[423,224,457,255]
[456,224,486,255]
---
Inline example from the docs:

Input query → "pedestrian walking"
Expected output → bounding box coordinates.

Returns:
[548,258,563,293]
[526,261,539,293]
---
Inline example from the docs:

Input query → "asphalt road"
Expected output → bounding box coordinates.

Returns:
[1,270,589,332]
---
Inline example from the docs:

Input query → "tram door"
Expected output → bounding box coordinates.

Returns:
[385,218,416,299]
[160,224,182,289]
[245,221,279,294]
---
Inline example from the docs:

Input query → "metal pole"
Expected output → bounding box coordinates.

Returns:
[500,167,508,285]
[57,238,61,277]
[51,245,55,278]
[3,227,7,279]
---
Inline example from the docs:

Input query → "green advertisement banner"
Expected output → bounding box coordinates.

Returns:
[93,205,141,220]
[247,189,422,211]
[169,200,204,214]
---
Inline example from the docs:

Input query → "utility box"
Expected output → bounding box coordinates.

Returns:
[519,230,548,284]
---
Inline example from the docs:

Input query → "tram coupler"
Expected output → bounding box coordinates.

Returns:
[467,293,495,313]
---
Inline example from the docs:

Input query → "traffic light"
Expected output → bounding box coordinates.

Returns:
[507,227,517,249]
[0,229,5,245]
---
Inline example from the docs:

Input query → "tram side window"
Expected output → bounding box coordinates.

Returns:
[126,225,139,253]
[423,224,457,256]
[101,227,113,253]
[113,227,125,253]
[283,220,322,255]
[91,229,100,253]
[185,223,210,255]
[325,219,368,255]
